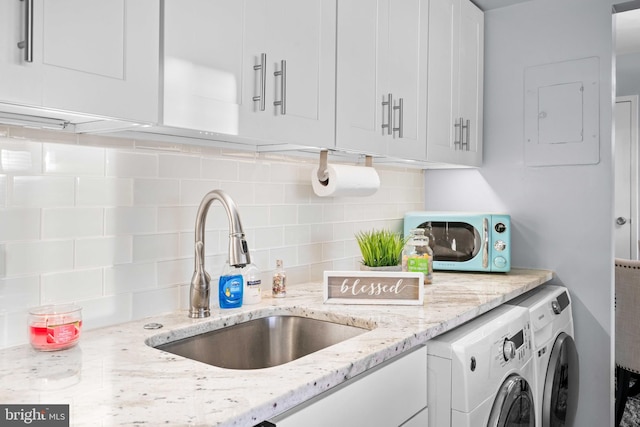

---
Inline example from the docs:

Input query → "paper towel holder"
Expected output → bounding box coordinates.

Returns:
[316,150,373,185]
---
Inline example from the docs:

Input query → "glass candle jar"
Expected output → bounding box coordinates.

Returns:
[28,304,82,351]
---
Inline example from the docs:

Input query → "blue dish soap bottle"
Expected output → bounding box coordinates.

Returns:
[219,262,244,309]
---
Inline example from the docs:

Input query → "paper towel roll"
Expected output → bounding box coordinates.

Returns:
[311,164,380,197]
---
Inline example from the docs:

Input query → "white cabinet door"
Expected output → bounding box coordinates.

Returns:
[0,0,42,107]
[336,0,428,159]
[270,346,428,427]
[457,0,483,167]
[426,0,483,166]
[0,0,159,123]
[163,0,335,147]
[164,0,257,137]
[261,0,336,147]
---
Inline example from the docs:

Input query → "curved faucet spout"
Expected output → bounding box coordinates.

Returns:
[189,190,251,318]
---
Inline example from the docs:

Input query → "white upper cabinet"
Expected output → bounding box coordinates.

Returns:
[0,0,159,124]
[336,0,428,160]
[163,0,336,147]
[426,0,484,166]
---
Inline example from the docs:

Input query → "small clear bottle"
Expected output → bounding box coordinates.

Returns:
[402,228,433,284]
[272,259,287,298]
[243,263,262,305]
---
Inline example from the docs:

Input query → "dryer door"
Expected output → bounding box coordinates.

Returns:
[542,332,579,427]
[487,375,535,427]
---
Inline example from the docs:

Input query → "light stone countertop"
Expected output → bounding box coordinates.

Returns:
[0,268,553,426]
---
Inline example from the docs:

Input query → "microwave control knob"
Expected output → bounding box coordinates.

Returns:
[494,240,506,251]
[494,257,507,269]
[503,340,516,361]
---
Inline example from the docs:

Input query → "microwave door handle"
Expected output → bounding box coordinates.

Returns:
[482,218,489,269]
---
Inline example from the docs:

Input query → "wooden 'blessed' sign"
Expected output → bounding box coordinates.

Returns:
[323,271,424,305]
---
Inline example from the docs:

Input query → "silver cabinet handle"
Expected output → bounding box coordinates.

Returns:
[461,119,470,150]
[454,117,462,149]
[382,93,392,135]
[393,98,404,138]
[273,60,286,115]
[252,53,267,111]
[617,217,628,226]
[17,0,33,62]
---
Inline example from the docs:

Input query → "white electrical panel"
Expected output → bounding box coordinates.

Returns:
[524,56,600,166]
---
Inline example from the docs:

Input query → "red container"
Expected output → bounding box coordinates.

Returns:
[28,304,82,351]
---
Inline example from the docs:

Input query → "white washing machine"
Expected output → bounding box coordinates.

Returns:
[506,285,579,427]
[428,304,536,427]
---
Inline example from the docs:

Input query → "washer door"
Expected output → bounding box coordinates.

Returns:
[487,375,536,427]
[542,332,579,427]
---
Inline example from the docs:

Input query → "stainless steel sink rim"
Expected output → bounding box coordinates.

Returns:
[149,313,373,370]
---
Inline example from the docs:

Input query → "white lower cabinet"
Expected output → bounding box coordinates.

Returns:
[266,345,428,427]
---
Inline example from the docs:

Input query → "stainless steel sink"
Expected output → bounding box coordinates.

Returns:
[154,315,369,369]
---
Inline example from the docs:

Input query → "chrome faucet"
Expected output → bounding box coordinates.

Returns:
[189,190,251,318]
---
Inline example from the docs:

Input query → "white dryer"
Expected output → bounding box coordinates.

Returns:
[506,285,579,427]
[428,304,536,427]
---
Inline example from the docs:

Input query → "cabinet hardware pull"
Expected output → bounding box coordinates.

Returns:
[17,0,33,62]
[381,93,392,135]
[273,60,287,115]
[461,119,470,150]
[482,217,489,269]
[393,98,404,138]
[454,117,463,149]
[252,53,267,111]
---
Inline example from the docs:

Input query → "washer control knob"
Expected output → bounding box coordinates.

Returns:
[551,300,561,315]
[494,240,506,251]
[503,340,516,361]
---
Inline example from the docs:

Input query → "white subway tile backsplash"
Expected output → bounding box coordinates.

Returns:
[310,223,333,243]
[156,258,193,288]
[179,180,221,205]
[0,125,424,349]
[106,151,158,178]
[133,233,180,262]
[5,240,74,276]
[42,207,103,239]
[78,293,132,330]
[0,276,39,311]
[159,154,201,179]
[254,183,286,205]
[134,179,180,206]
[75,236,132,268]
[252,226,284,250]
[269,205,297,226]
[240,206,270,229]
[0,175,6,207]
[105,207,157,235]
[284,225,310,246]
[43,143,105,176]
[0,208,40,241]
[158,206,198,232]
[11,176,75,207]
[0,140,42,174]
[41,269,103,304]
[132,287,180,320]
[105,262,157,295]
[298,204,323,224]
[201,158,238,180]
[76,177,133,206]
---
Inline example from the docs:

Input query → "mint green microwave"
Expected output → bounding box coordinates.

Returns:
[404,212,511,272]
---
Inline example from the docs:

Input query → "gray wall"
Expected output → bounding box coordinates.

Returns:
[424,0,614,425]
[617,51,640,97]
